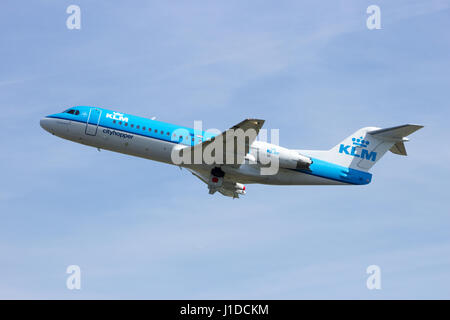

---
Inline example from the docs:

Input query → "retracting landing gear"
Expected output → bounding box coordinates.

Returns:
[207,167,246,198]
[208,167,224,194]
[211,167,225,178]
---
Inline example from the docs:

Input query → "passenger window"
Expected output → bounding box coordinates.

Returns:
[125,123,128,126]
[113,120,116,124]
[119,121,122,125]
[143,127,146,130]
[166,132,170,136]
[160,130,164,134]
[131,124,134,128]
[137,125,140,129]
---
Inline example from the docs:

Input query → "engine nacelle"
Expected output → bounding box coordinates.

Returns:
[277,149,312,170]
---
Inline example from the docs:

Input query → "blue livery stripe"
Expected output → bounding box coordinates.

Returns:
[292,158,372,185]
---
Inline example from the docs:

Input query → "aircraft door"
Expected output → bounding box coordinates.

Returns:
[85,108,102,136]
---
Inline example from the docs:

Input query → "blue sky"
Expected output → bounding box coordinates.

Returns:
[1,0,450,299]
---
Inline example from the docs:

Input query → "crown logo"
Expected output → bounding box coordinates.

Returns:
[352,137,370,148]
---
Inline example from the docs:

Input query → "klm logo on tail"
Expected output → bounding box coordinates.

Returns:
[339,137,377,161]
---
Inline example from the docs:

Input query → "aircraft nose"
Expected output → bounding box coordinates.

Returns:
[40,117,53,133]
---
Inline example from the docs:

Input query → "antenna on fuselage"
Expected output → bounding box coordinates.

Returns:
[151,116,156,120]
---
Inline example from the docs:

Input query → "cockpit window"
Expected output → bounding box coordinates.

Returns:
[64,109,80,115]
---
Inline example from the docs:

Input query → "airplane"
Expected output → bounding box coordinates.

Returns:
[40,106,423,198]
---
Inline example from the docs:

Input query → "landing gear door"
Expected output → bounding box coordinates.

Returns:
[85,108,102,136]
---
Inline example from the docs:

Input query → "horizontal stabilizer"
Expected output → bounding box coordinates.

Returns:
[368,124,423,156]
[368,124,423,141]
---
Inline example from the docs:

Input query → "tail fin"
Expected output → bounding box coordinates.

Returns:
[305,125,423,172]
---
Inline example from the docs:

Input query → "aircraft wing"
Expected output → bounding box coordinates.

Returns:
[179,118,265,168]
[187,168,246,198]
